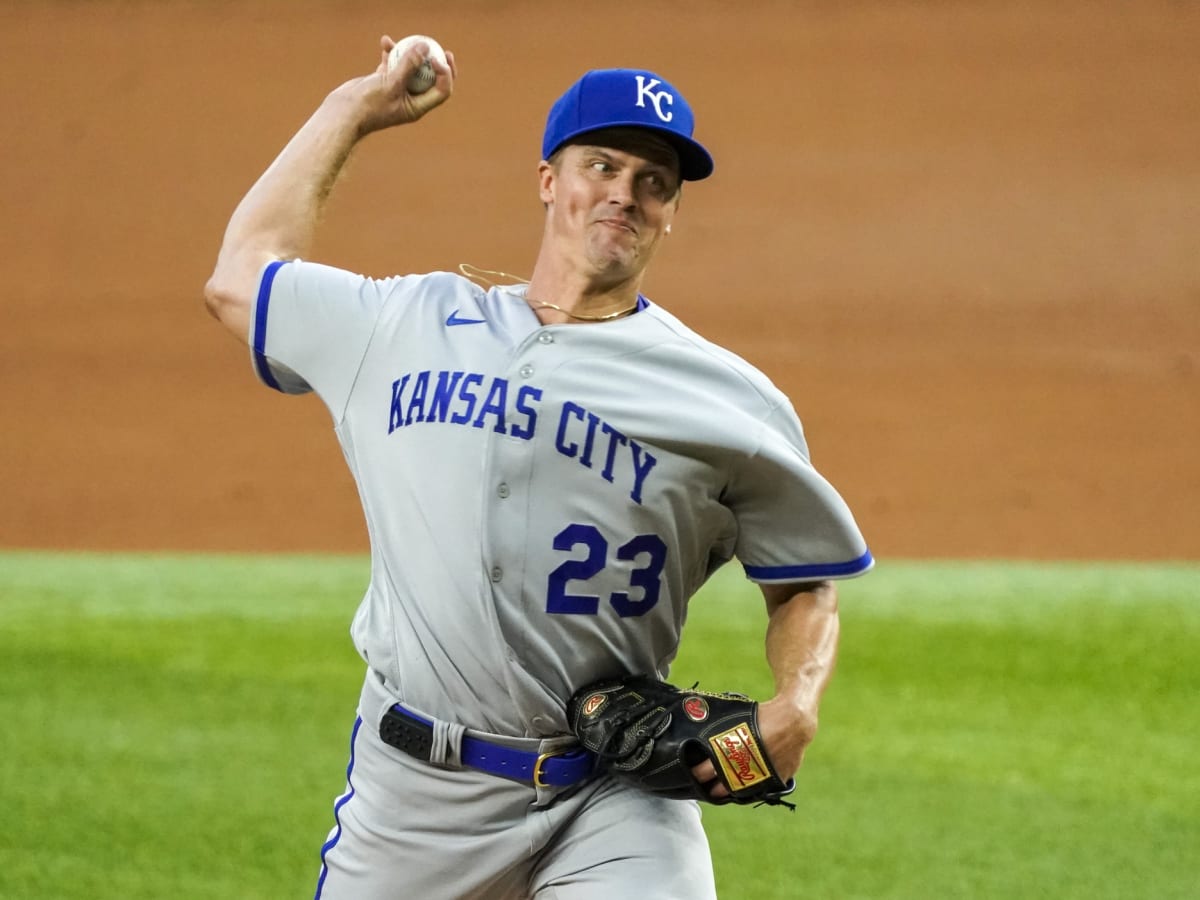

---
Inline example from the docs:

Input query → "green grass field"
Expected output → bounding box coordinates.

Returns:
[1,552,1196,899]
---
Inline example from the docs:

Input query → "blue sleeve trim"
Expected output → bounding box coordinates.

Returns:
[744,550,875,582]
[252,260,287,392]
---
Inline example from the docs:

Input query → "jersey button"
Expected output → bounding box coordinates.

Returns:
[537,332,554,345]
[519,364,534,379]
[490,566,503,583]
[497,483,510,499]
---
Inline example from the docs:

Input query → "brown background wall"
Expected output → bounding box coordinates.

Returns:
[2,1,1197,560]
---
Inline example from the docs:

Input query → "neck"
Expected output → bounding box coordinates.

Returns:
[525,258,643,325]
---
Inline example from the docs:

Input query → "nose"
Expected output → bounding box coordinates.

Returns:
[607,170,637,210]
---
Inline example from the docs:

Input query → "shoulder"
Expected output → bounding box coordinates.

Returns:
[375,269,484,303]
[638,303,791,414]
[301,267,487,323]
[283,262,479,299]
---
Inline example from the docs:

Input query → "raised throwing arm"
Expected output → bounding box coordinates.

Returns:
[204,35,456,340]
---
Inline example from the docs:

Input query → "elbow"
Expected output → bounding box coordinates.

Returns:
[203,254,263,339]
[203,274,226,321]
[812,580,838,613]
[763,580,837,615]
[203,272,246,328]
[204,272,253,342]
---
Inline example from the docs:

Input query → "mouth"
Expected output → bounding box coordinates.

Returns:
[595,217,638,236]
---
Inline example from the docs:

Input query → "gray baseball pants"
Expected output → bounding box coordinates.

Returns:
[314,671,717,900]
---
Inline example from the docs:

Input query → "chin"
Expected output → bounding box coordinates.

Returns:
[586,242,646,277]
[588,256,641,283]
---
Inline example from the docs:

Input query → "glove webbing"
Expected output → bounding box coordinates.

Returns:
[591,700,670,763]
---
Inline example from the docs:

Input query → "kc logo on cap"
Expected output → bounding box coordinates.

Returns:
[541,68,715,181]
[634,75,674,123]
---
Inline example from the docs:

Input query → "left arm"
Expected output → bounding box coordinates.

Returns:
[693,580,840,798]
[756,579,840,780]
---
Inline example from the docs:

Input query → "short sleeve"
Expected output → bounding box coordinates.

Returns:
[248,259,390,419]
[728,402,874,583]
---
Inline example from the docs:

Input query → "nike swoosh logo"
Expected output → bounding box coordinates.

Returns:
[445,309,486,327]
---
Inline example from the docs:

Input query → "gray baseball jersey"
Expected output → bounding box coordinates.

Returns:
[251,260,872,737]
[252,260,872,898]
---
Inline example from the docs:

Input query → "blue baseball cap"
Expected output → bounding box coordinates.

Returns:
[542,68,714,181]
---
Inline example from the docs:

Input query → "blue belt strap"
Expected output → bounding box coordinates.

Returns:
[391,704,596,788]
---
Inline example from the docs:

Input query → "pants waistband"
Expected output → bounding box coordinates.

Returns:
[379,703,596,788]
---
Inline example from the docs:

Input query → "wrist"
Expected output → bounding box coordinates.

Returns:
[322,77,386,141]
[762,694,819,745]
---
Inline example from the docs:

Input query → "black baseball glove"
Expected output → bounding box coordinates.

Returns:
[567,674,796,808]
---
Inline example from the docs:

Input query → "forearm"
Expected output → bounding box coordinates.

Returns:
[765,581,839,730]
[222,87,368,266]
[756,580,840,776]
[204,84,376,338]
[688,581,840,797]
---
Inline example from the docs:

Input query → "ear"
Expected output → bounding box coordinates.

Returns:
[538,160,555,206]
[664,198,679,235]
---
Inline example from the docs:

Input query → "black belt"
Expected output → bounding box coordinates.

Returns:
[380,704,595,788]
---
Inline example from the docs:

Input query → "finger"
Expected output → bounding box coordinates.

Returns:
[691,759,731,800]
[412,52,455,112]
[377,35,395,73]
[691,760,716,784]
[428,49,453,87]
[385,44,440,106]
[394,43,428,79]
[445,49,459,80]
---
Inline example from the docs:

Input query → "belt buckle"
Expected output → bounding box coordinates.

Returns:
[532,749,563,788]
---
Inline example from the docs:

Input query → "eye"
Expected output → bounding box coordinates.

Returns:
[642,171,674,198]
[589,159,614,173]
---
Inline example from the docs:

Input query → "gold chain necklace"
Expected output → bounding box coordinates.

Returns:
[458,263,638,322]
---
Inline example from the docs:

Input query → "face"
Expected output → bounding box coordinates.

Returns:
[539,128,682,285]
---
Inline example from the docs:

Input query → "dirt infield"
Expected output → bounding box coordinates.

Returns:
[2,1,1197,560]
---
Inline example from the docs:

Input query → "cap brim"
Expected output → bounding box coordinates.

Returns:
[551,123,714,182]
[664,134,714,182]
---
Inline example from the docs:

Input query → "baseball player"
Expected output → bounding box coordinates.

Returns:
[205,34,872,900]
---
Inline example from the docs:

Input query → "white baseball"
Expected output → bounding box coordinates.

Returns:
[387,34,447,95]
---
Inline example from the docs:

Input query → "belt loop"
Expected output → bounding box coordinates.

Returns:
[430,719,466,767]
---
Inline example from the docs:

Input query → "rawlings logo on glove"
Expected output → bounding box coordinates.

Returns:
[567,675,796,809]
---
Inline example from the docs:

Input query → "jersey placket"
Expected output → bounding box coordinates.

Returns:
[478,326,565,729]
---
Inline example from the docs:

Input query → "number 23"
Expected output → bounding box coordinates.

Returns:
[546,523,667,618]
